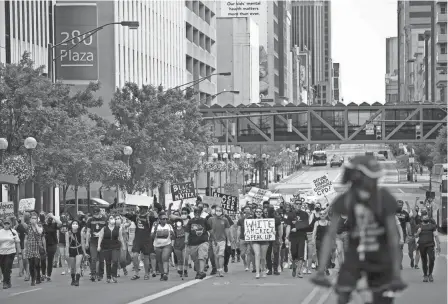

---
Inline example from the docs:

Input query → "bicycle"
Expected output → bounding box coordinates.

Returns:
[311,273,407,304]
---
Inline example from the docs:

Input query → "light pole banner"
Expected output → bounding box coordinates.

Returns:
[54,2,99,84]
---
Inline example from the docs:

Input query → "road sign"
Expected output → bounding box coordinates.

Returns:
[54,3,99,84]
[365,124,374,135]
[311,174,335,197]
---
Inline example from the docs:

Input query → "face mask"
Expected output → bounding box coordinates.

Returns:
[176,221,182,227]
[211,209,216,215]
[72,224,79,230]
[216,211,223,217]
[109,219,116,225]
[181,214,188,219]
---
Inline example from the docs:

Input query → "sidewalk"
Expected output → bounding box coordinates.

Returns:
[269,166,310,188]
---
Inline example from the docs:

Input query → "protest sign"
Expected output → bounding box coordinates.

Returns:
[311,174,335,197]
[171,182,196,201]
[244,218,276,242]
[19,198,35,212]
[247,187,271,205]
[212,192,238,212]
[0,202,14,217]
[125,194,153,207]
[223,183,239,197]
[202,196,223,206]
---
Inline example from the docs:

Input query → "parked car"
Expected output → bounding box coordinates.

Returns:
[62,198,111,218]
[330,156,343,167]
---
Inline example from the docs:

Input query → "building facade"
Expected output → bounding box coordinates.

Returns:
[291,0,332,105]
[332,62,341,103]
[385,37,399,103]
[216,17,259,106]
[435,1,447,102]
[298,49,313,104]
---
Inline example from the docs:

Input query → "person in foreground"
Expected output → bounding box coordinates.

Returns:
[311,155,407,304]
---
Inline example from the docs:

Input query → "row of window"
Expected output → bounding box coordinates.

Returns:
[185,1,214,25]
[186,22,215,54]
[186,55,215,78]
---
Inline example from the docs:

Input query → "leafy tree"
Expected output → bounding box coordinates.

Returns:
[103,83,215,206]
[431,126,447,164]
[408,143,435,171]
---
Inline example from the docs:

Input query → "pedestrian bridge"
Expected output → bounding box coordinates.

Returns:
[199,102,447,145]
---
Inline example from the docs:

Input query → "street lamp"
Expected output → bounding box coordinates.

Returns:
[171,72,232,91]
[48,21,140,81]
[123,146,133,165]
[0,138,8,164]
[24,137,37,167]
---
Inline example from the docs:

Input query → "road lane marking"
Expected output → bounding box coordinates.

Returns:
[398,188,405,193]
[316,288,333,304]
[300,286,320,304]
[125,276,212,304]
[10,288,41,297]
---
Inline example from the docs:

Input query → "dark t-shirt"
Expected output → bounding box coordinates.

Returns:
[186,217,211,246]
[304,213,318,233]
[86,216,107,239]
[133,214,156,242]
[337,216,350,234]
[396,209,410,237]
[237,217,246,240]
[332,188,397,268]
[43,222,59,246]
[286,210,309,240]
[418,222,436,247]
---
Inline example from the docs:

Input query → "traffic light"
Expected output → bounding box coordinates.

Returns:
[415,125,422,139]
[287,118,292,132]
[376,126,382,140]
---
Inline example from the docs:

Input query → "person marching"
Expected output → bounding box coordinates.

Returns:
[251,206,270,279]
[0,217,21,289]
[65,220,87,286]
[312,211,331,275]
[416,212,441,282]
[24,212,45,286]
[151,211,175,281]
[86,207,107,282]
[98,215,124,283]
[208,205,231,277]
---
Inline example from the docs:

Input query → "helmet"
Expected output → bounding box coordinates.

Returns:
[342,155,383,184]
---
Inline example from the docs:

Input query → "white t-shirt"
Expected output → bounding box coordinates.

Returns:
[151,224,174,248]
[0,228,20,255]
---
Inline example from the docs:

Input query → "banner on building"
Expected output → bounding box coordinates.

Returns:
[244,218,275,242]
[54,3,99,84]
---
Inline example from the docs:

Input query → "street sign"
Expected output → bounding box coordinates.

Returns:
[365,124,374,135]
[54,3,99,84]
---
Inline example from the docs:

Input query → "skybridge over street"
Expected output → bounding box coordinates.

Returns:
[199,102,447,145]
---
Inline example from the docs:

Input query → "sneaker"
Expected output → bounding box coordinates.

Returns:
[245,268,249,272]
[46,277,51,282]
[195,273,200,279]
[237,256,241,263]
[224,265,228,273]
[198,272,206,280]
[183,270,188,277]
[428,274,434,282]
[423,276,428,282]
[252,269,256,273]
[231,258,235,263]
[61,271,66,275]
[255,273,260,279]
[210,268,217,275]
[410,259,414,268]
[112,277,118,283]
[262,272,267,278]
[292,267,297,278]
[273,270,280,275]
[267,270,273,275]
[311,262,316,269]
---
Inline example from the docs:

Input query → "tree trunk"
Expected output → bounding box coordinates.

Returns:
[74,185,79,215]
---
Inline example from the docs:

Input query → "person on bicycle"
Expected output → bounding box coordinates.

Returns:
[311,155,407,304]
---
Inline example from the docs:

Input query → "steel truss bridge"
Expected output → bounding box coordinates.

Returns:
[199,102,447,145]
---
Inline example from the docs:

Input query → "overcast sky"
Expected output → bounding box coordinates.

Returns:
[331,0,397,104]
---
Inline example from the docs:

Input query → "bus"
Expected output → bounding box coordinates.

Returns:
[433,163,447,231]
[312,151,328,166]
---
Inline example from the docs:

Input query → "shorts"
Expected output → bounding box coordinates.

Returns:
[290,237,306,261]
[213,241,226,257]
[407,237,417,253]
[132,240,153,256]
[69,247,83,258]
[336,250,393,291]
[239,240,251,256]
[189,242,209,261]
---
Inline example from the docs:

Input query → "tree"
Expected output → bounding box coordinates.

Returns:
[103,83,215,206]
[431,126,447,164]
[408,143,435,170]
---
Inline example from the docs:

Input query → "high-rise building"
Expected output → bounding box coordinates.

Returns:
[298,49,313,104]
[291,0,332,105]
[435,1,447,102]
[332,62,341,103]
[185,1,218,104]
[385,37,399,103]
[216,1,293,104]
[216,17,259,106]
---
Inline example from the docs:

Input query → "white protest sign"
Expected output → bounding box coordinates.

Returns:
[19,198,35,212]
[0,202,14,217]
[244,218,276,242]
[311,174,335,198]
[247,187,271,205]
[125,194,154,207]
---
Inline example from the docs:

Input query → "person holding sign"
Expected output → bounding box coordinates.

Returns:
[311,155,407,304]
[249,207,271,279]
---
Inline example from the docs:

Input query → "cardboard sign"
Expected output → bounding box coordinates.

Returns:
[19,198,35,212]
[0,202,14,217]
[247,187,271,205]
[311,174,335,197]
[202,196,223,206]
[224,183,239,197]
[171,182,196,201]
[212,192,238,212]
[244,218,276,242]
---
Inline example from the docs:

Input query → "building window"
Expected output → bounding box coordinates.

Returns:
[441,87,446,102]
[441,24,447,35]
[442,44,447,54]
[418,34,425,41]
[441,3,447,14]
